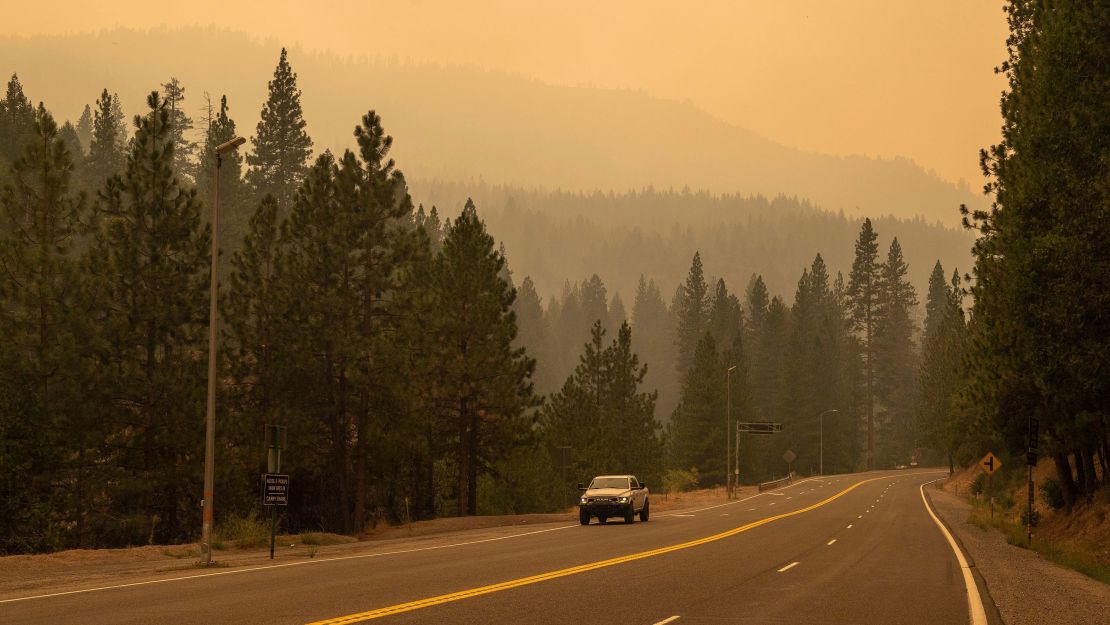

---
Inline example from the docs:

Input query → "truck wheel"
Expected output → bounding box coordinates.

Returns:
[624,506,635,524]
[579,510,590,525]
[599,516,608,524]
[639,501,650,522]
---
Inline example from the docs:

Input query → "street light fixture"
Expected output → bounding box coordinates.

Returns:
[818,409,839,476]
[200,135,246,566]
[726,365,737,498]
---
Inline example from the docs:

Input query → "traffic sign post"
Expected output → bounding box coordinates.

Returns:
[979,452,1001,520]
[264,424,288,560]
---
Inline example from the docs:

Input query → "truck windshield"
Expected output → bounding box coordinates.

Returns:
[589,477,629,489]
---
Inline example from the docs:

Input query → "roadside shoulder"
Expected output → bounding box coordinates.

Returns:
[926,486,1110,625]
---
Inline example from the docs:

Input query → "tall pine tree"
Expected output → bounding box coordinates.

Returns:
[246,48,313,215]
[845,218,881,469]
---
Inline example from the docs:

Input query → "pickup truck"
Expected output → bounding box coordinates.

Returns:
[577,475,649,525]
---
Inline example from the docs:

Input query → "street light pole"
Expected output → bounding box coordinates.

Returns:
[201,136,246,566]
[726,365,737,498]
[818,409,839,476]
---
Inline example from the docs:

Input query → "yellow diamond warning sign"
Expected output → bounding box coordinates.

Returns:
[979,452,1002,476]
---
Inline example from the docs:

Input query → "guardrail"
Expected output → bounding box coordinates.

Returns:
[757,472,795,492]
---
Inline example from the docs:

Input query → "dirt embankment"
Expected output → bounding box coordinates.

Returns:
[942,459,1110,568]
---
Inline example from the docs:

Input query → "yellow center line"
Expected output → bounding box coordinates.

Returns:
[306,475,901,625]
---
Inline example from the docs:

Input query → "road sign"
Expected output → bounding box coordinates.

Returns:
[263,473,290,506]
[737,422,783,434]
[783,450,797,464]
[979,452,1002,475]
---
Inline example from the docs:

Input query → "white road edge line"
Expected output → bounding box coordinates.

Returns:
[777,561,800,573]
[652,616,681,625]
[920,480,987,625]
[0,523,580,604]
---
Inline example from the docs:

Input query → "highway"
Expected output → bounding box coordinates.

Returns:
[1,470,984,625]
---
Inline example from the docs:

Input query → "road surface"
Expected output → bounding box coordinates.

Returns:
[1,470,985,625]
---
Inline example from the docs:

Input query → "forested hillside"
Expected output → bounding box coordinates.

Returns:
[0,26,984,223]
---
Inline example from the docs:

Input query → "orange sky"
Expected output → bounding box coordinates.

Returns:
[2,0,1008,187]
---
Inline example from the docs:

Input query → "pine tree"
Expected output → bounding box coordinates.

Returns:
[918,264,966,472]
[0,105,89,552]
[631,275,679,421]
[608,292,627,328]
[84,89,127,192]
[86,92,210,544]
[674,252,710,376]
[161,78,197,181]
[668,333,726,484]
[845,218,881,469]
[0,74,36,165]
[513,276,555,394]
[420,200,537,516]
[745,274,769,344]
[246,48,313,215]
[543,320,662,498]
[874,238,919,467]
[75,104,93,155]
[580,273,610,331]
[707,278,743,355]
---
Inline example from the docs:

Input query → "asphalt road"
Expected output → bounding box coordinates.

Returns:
[2,470,979,625]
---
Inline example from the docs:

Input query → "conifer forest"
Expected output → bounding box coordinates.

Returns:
[1,0,1107,558]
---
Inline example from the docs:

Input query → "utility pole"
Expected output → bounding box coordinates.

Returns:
[818,409,838,476]
[200,136,245,567]
[726,365,737,498]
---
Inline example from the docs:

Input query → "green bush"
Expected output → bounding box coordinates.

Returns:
[213,513,270,549]
[970,473,986,496]
[1040,478,1065,509]
[662,467,699,494]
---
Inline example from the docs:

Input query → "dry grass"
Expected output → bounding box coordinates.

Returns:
[955,459,1110,585]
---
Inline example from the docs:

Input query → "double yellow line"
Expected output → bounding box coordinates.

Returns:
[308,476,879,624]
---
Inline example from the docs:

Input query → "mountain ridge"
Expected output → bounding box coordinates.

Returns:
[0,26,985,225]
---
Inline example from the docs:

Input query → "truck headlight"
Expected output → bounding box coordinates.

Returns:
[580,497,588,504]
[617,497,629,503]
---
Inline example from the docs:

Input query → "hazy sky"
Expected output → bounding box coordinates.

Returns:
[2,1,1008,186]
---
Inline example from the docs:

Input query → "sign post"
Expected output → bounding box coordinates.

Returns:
[263,424,288,560]
[979,451,1001,520]
[782,450,797,476]
[1027,417,1038,545]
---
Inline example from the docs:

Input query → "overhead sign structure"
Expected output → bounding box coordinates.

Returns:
[263,473,290,506]
[979,452,1002,476]
[737,422,783,434]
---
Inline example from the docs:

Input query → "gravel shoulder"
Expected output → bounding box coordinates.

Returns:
[927,485,1110,625]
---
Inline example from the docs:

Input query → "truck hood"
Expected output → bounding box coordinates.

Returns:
[584,488,632,498]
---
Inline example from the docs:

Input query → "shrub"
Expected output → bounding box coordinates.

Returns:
[970,473,986,496]
[213,513,270,549]
[1040,478,1065,509]
[662,467,699,493]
